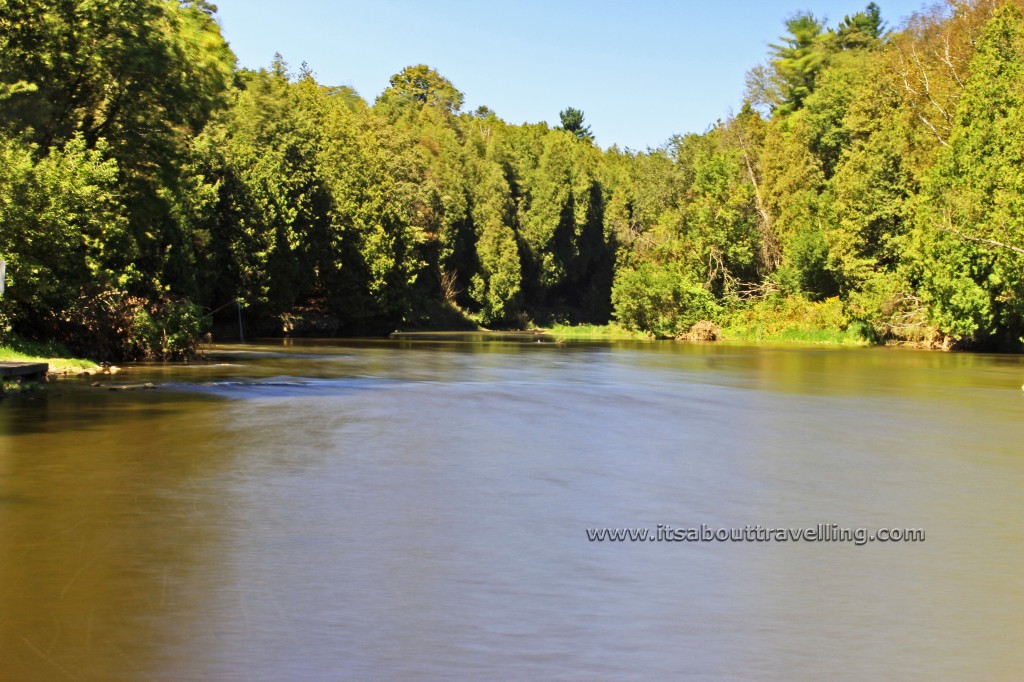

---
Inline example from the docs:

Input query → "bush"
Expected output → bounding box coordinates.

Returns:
[848,273,936,343]
[721,294,866,344]
[611,263,720,338]
[57,290,201,361]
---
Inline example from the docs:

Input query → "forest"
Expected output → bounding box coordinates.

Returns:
[2,0,1024,359]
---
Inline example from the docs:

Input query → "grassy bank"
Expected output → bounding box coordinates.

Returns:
[541,322,868,346]
[717,296,871,346]
[0,338,99,374]
[717,325,869,345]
[543,323,650,341]
[541,297,874,347]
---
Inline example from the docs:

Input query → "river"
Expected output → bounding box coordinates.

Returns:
[1,338,1023,680]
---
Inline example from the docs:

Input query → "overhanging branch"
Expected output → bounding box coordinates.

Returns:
[939,222,1024,256]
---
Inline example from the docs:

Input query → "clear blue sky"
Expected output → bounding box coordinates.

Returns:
[212,0,934,150]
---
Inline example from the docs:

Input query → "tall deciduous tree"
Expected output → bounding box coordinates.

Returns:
[913,5,1024,342]
[377,64,464,115]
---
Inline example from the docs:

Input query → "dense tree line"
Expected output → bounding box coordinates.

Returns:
[2,0,1024,358]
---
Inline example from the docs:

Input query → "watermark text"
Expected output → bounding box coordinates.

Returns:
[586,524,925,546]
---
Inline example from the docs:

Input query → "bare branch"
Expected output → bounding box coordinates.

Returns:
[438,268,461,303]
[939,222,1024,256]
[941,34,966,89]
[895,46,920,97]
[741,150,781,270]
[896,47,946,144]
[912,44,932,98]
[733,279,780,301]
[911,43,952,125]
[615,216,661,251]
[706,247,738,291]
[918,113,950,146]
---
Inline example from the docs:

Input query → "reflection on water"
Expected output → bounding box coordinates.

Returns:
[2,339,1024,680]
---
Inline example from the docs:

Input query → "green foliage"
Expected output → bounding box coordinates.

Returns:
[758,115,824,245]
[801,55,865,179]
[912,5,1024,343]
[747,4,886,116]
[778,223,838,298]
[194,64,331,320]
[0,133,132,334]
[774,13,827,113]
[469,162,522,323]
[558,107,593,142]
[611,263,719,338]
[847,272,934,342]
[831,3,884,50]
[519,128,610,316]
[0,0,231,359]
[545,323,643,340]
[59,290,201,361]
[0,0,232,149]
[673,129,760,294]
[721,295,864,344]
[377,64,464,116]
[4,0,1024,355]
[827,119,912,293]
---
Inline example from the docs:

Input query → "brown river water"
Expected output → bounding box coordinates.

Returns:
[1,338,1023,680]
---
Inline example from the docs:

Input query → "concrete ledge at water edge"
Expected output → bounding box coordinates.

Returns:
[0,362,49,380]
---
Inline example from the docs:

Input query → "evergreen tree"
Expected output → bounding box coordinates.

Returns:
[558,107,593,142]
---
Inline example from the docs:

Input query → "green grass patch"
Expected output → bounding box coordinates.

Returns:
[0,338,99,373]
[719,325,868,345]
[397,300,483,332]
[541,309,870,346]
[719,296,871,346]
[543,323,650,341]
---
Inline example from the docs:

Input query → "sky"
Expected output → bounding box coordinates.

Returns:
[211,0,936,150]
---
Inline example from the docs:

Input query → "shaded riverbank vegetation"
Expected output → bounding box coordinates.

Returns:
[2,0,1024,358]
[0,338,97,374]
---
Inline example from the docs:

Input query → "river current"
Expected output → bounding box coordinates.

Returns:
[1,338,1023,680]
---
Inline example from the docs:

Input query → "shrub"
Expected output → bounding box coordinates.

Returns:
[58,290,201,361]
[720,294,866,344]
[611,263,720,338]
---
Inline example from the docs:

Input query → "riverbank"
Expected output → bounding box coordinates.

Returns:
[544,323,649,341]
[536,297,873,346]
[717,323,870,346]
[537,323,870,346]
[0,339,99,375]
